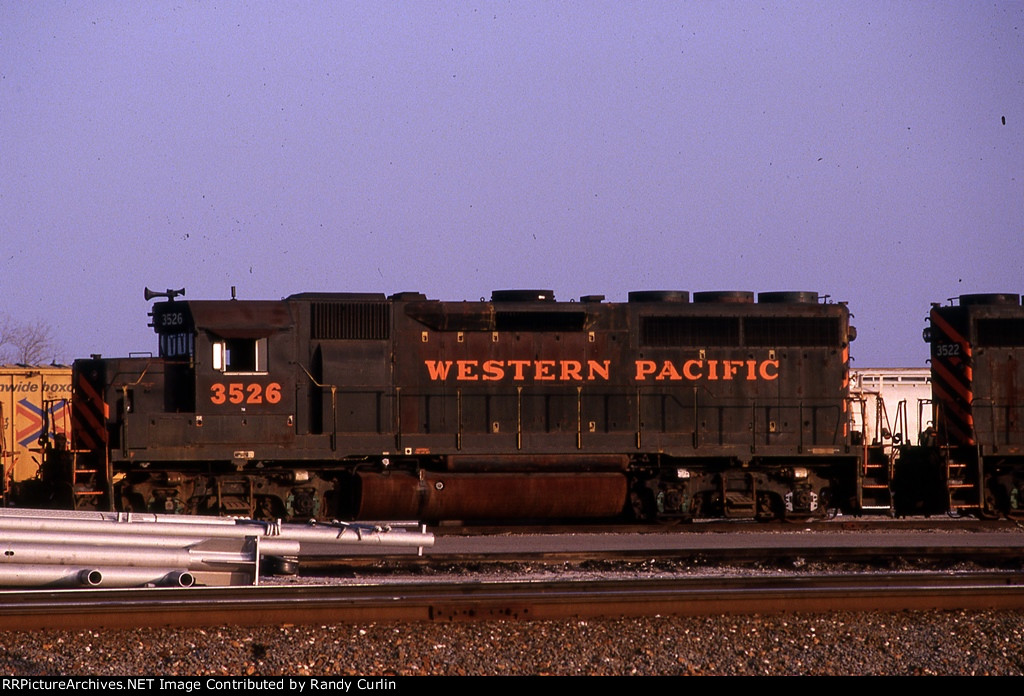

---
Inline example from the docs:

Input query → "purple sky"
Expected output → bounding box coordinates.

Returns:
[2,2,1022,366]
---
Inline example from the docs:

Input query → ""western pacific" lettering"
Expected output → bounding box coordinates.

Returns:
[425,360,611,382]
[423,359,779,382]
[634,359,778,381]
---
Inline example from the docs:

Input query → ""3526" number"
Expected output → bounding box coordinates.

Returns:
[210,382,282,405]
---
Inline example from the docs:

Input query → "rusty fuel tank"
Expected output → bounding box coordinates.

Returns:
[352,470,628,521]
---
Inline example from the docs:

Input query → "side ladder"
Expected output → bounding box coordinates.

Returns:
[945,446,983,513]
[859,445,893,512]
[70,448,112,510]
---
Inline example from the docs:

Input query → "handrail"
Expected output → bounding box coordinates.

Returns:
[294,362,338,451]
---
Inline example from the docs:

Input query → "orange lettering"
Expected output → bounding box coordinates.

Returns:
[457,360,479,380]
[535,360,556,380]
[560,361,583,381]
[707,360,719,380]
[588,360,611,381]
[425,361,453,380]
[508,360,530,380]
[210,382,283,405]
[656,361,682,381]
[483,360,505,381]
[682,360,703,380]
[210,383,226,404]
[759,360,779,380]
[265,382,282,403]
[246,383,263,403]
[722,360,745,380]
[634,360,656,380]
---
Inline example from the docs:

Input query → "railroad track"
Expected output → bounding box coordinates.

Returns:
[427,517,1021,535]
[304,543,1024,570]
[3,571,1024,631]
[304,520,1024,571]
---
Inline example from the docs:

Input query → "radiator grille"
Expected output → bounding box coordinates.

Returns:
[311,302,390,340]
[641,316,740,346]
[977,318,1024,347]
[744,317,839,347]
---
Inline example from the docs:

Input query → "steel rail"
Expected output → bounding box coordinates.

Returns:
[300,544,1024,569]
[1,572,1023,630]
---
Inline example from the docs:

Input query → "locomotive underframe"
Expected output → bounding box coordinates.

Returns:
[637,456,858,521]
[978,455,1024,517]
[888,445,1024,519]
[116,466,334,520]
[110,450,860,523]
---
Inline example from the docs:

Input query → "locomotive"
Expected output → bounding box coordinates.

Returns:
[35,288,1023,523]
[54,288,861,522]
[893,293,1024,517]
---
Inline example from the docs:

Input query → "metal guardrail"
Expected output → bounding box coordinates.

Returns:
[0,508,433,588]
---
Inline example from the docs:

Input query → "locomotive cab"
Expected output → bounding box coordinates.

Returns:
[106,296,307,517]
[150,298,297,448]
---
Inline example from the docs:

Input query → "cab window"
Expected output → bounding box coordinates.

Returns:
[212,337,268,374]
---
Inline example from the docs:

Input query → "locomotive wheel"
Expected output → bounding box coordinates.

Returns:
[689,493,705,519]
[629,488,656,522]
[982,486,1007,519]
[818,488,842,519]
[756,492,783,521]
[118,490,147,514]
[254,495,287,522]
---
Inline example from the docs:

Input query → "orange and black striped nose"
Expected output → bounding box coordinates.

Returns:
[929,308,974,446]
[72,369,109,451]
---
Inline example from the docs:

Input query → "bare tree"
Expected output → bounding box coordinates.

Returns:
[0,315,62,364]
[0,315,12,362]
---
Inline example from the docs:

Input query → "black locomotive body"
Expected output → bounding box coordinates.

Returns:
[68,289,861,522]
[895,293,1024,516]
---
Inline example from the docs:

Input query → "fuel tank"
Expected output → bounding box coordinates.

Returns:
[351,470,628,521]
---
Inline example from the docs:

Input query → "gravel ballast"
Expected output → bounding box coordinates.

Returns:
[1,610,1021,676]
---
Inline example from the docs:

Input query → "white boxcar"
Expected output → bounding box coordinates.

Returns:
[849,368,932,447]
